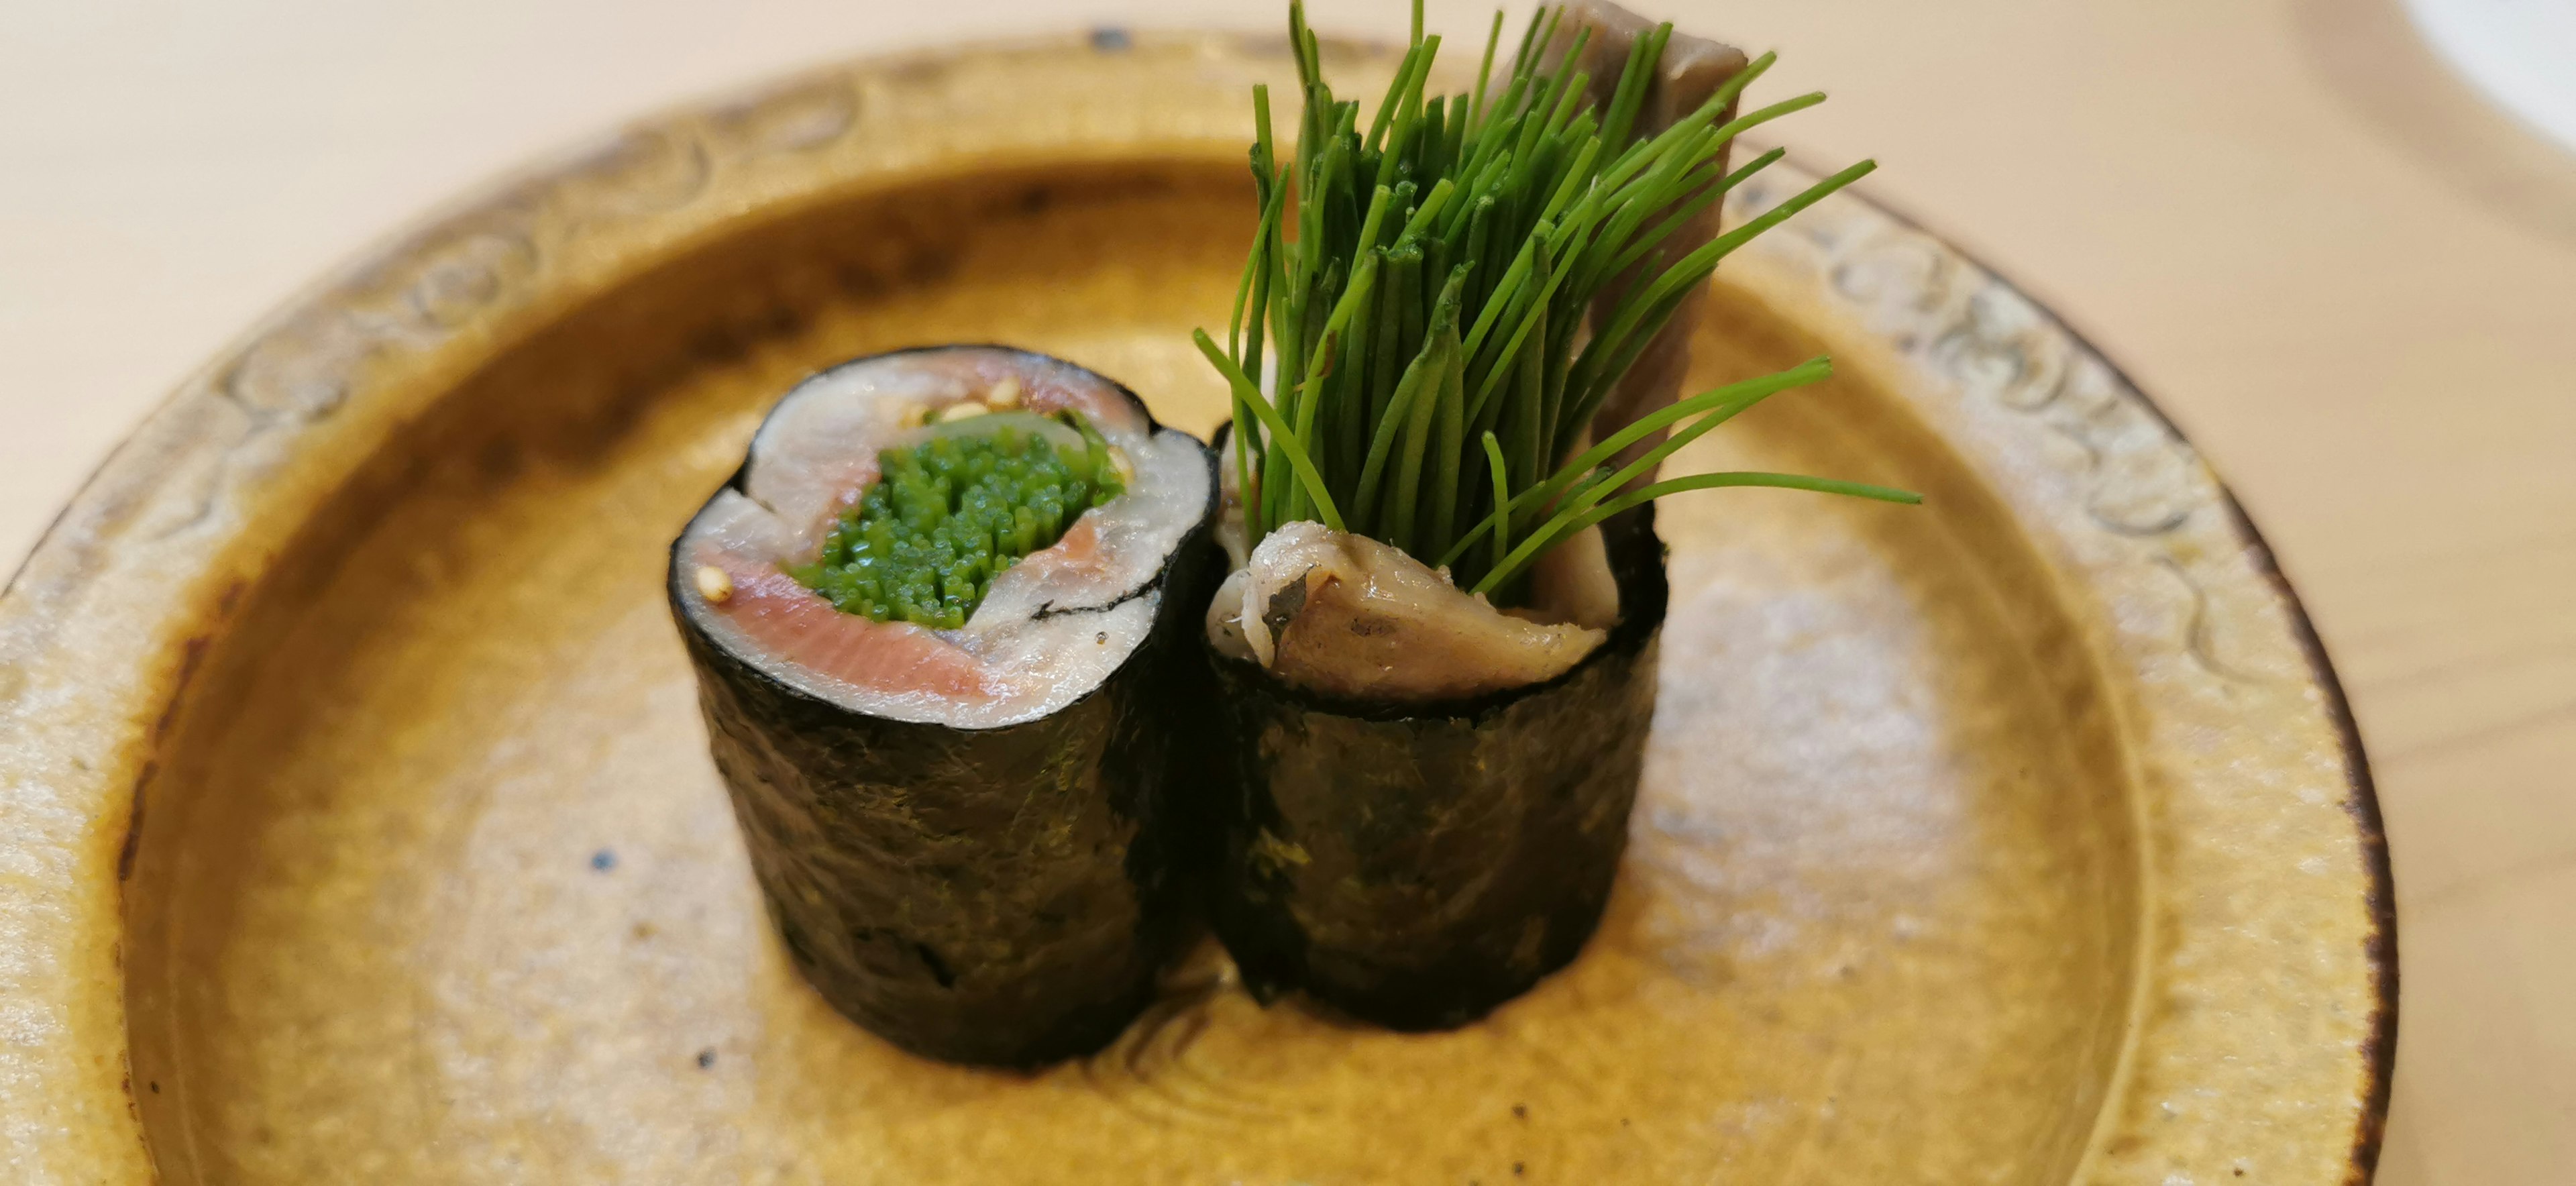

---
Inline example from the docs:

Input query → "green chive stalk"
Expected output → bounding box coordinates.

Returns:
[1197,1,1919,600]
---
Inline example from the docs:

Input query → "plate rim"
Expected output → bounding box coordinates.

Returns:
[1832,170,2398,1183]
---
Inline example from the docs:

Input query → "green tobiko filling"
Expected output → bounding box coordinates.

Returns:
[790,411,1128,629]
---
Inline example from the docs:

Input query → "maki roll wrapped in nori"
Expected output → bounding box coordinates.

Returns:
[669,346,1216,1065]
[1204,504,1669,1030]
[1187,1,1917,1029]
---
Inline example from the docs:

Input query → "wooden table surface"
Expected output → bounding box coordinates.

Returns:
[4,1,2569,1180]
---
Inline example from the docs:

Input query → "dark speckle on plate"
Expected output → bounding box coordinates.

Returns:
[696,1048,716,1069]
[590,849,616,872]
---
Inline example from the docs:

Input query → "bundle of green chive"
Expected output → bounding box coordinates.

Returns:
[1193,1,1919,602]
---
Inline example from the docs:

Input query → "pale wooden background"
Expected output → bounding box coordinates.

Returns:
[3,1,2569,1181]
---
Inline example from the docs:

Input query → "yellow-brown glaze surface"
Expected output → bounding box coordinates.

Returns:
[0,34,2386,1185]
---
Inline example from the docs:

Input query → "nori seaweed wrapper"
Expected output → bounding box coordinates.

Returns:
[1203,506,1670,1030]
[669,350,1218,1066]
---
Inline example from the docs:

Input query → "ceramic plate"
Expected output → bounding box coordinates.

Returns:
[0,32,2392,1185]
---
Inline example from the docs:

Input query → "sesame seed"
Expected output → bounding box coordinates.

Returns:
[694,565,734,603]
[938,400,991,423]
[987,377,1023,408]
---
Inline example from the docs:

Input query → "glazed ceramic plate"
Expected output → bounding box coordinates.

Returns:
[0,32,2392,1185]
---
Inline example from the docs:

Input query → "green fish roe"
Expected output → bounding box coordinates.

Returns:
[789,411,1128,629]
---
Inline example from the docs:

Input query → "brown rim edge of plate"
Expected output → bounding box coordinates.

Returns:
[0,27,2397,1183]
[1824,178,2397,1183]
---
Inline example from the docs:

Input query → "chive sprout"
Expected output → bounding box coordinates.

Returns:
[1202,1,1918,599]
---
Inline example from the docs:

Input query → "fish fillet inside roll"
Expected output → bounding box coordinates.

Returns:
[677,347,1212,729]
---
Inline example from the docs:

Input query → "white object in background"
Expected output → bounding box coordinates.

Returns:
[2402,0,2576,154]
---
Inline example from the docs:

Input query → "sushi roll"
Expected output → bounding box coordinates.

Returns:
[669,345,1216,1065]
[1187,2,1916,1028]
[1204,500,1669,1029]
